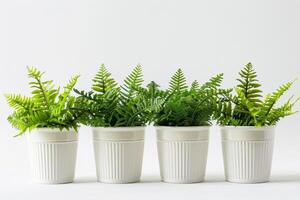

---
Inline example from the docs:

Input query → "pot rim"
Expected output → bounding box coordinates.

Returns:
[92,126,146,132]
[220,126,275,130]
[92,126,145,141]
[28,128,78,142]
[156,126,210,141]
[221,126,275,141]
[32,128,77,133]
[155,126,210,130]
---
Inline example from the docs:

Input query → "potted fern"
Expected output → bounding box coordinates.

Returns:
[74,64,148,184]
[216,63,299,183]
[153,69,223,183]
[6,67,81,184]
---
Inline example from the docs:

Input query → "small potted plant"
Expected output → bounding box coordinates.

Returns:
[6,67,81,184]
[152,69,224,183]
[74,64,149,184]
[215,63,299,183]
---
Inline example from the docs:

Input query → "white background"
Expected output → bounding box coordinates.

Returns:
[1,0,300,199]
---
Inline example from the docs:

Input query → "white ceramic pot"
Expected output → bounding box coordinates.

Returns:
[156,126,209,184]
[221,126,275,184]
[92,127,145,184]
[27,128,78,184]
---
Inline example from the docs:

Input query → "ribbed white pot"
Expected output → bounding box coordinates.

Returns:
[221,126,275,184]
[156,126,210,184]
[27,128,78,184]
[92,127,145,184]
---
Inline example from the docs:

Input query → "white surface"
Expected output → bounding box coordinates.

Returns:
[1,0,300,199]
[2,126,300,200]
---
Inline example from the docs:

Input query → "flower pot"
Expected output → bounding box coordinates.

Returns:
[92,127,145,184]
[221,126,275,184]
[156,126,209,184]
[27,128,78,184]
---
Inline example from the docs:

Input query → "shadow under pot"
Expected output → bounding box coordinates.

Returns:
[92,127,145,184]
[156,126,210,184]
[27,128,78,184]
[221,126,275,184]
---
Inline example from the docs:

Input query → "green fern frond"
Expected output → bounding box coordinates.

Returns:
[74,89,101,103]
[168,68,188,93]
[236,87,260,125]
[5,94,34,112]
[215,98,233,125]
[63,75,80,98]
[8,111,28,134]
[27,66,58,110]
[266,96,299,125]
[190,80,200,91]
[201,73,224,90]
[215,63,299,126]
[59,76,79,105]
[236,63,262,106]
[156,72,224,126]
[52,75,80,116]
[121,64,143,101]
[259,81,294,121]
[27,66,44,79]
[92,64,118,94]
[137,81,169,123]
[6,67,80,136]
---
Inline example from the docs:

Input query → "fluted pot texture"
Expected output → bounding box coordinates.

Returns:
[221,126,275,184]
[156,126,209,184]
[27,128,78,184]
[92,127,145,184]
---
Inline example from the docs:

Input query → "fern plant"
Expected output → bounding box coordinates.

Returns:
[153,69,224,126]
[215,62,299,126]
[6,67,81,136]
[74,64,151,127]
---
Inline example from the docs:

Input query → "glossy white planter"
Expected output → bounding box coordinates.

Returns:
[221,126,275,184]
[27,129,78,184]
[156,126,209,184]
[92,127,145,184]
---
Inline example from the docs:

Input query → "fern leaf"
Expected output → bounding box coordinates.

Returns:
[7,111,28,134]
[236,63,262,106]
[7,67,80,136]
[168,68,188,93]
[121,64,143,101]
[27,66,44,79]
[259,81,294,121]
[63,76,80,98]
[201,73,224,90]
[190,80,200,91]
[266,96,299,125]
[52,75,80,116]
[92,64,118,94]
[236,87,260,125]
[5,94,34,112]
[27,66,58,110]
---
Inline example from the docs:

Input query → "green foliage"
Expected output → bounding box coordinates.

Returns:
[200,73,224,90]
[135,81,169,124]
[92,64,118,94]
[153,69,224,126]
[121,64,143,101]
[168,68,188,93]
[236,63,262,106]
[74,64,150,127]
[6,67,80,136]
[215,63,299,126]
